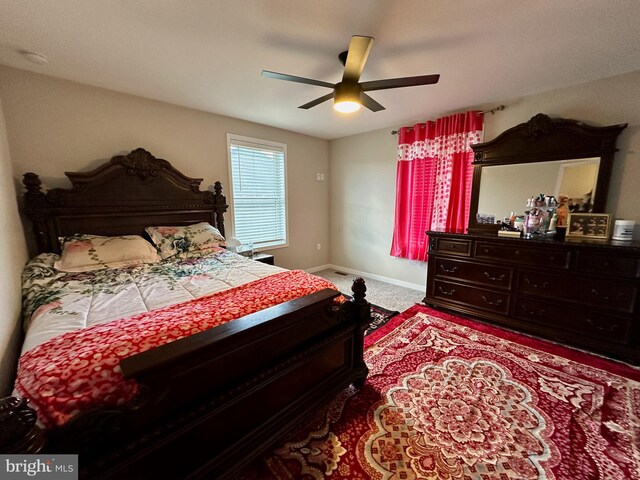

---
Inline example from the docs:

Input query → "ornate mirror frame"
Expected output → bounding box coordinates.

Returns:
[468,114,627,235]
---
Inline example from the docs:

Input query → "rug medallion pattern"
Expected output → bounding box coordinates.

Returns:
[243,306,640,480]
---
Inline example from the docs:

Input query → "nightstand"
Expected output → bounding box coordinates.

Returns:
[251,253,274,265]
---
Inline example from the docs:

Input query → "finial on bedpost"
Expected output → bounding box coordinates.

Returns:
[0,396,45,453]
[23,173,45,202]
[351,277,367,304]
[213,181,228,238]
[349,277,371,387]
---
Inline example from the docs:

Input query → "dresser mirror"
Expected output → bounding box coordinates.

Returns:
[468,114,627,235]
[477,156,600,222]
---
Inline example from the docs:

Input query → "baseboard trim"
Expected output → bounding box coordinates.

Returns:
[307,264,424,292]
[306,264,332,274]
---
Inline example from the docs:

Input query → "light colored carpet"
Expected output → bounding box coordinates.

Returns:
[314,269,424,313]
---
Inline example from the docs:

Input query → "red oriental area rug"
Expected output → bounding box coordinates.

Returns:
[241,304,640,480]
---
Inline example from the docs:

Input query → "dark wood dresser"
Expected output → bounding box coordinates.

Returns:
[424,231,640,364]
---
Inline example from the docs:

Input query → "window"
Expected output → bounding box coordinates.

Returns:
[227,134,288,250]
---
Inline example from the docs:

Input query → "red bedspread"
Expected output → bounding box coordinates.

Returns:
[15,270,338,428]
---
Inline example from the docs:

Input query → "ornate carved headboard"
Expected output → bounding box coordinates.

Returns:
[22,148,228,254]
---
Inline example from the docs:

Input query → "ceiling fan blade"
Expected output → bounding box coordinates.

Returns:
[262,70,334,89]
[342,35,374,83]
[298,92,335,109]
[360,74,440,92]
[360,93,385,112]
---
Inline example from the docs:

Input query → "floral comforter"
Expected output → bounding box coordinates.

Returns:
[20,247,286,354]
[17,248,339,427]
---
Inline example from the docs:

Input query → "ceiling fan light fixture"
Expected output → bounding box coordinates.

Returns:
[333,100,361,113]
[262,35,439,113]
[333,82,361,113]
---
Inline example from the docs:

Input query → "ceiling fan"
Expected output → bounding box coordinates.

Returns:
[262,35,440,113]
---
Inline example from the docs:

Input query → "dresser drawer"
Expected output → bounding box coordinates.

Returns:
[434,257,513,290]
[518,271,568,300]
[515,298,630,344]
[475,242,570,269]
[433,280,510,315]
[433,238,472,257]
[576,280,637,313]
[518,271,638,313]
[576,252,640,279]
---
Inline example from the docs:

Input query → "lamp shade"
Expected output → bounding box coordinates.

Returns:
[227,236,241,252]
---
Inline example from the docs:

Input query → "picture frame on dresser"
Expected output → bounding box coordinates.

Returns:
[566,213,612,240]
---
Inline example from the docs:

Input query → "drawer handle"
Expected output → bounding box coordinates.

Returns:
[438,286,456,296]
[515,250,521,256]
[520,304,546,317]
[439,265,458,274]
[585,318,617,333]
[590,289,625,302]
[602,261,611,267]
[484,271,506,282]
[481,296,503,306]
[524,278,550,289]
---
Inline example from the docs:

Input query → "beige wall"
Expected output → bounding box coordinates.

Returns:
[0,99,29,395]
[330,130,427,287]
[329,70,640,286]
[0,66,331,270]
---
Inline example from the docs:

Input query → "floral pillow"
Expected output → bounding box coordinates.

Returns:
[54,234,160,272]
[145,222,226,259]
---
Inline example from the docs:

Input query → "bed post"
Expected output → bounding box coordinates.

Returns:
[347,277,371,387]
[213,181,228,238]
[22,173,54,254]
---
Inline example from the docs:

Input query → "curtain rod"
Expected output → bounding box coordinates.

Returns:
[390,105,506,135]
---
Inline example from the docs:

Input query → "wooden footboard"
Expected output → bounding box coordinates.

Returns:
[6,279,370,479]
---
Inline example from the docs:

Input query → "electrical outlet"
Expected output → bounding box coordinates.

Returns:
[316,243,321,250]
[316,173,325,181]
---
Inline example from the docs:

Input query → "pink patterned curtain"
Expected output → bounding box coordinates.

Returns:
[390,111,484,261]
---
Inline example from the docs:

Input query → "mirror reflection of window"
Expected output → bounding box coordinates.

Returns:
[555,158,599,212]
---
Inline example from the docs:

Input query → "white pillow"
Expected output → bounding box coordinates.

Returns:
[54,234,160,272]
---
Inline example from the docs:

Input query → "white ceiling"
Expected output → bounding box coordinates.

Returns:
[1,0,640,140]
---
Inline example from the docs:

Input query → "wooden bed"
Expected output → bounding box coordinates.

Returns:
[7,148,371,479]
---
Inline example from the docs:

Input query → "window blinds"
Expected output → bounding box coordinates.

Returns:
[228,136,287,249]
